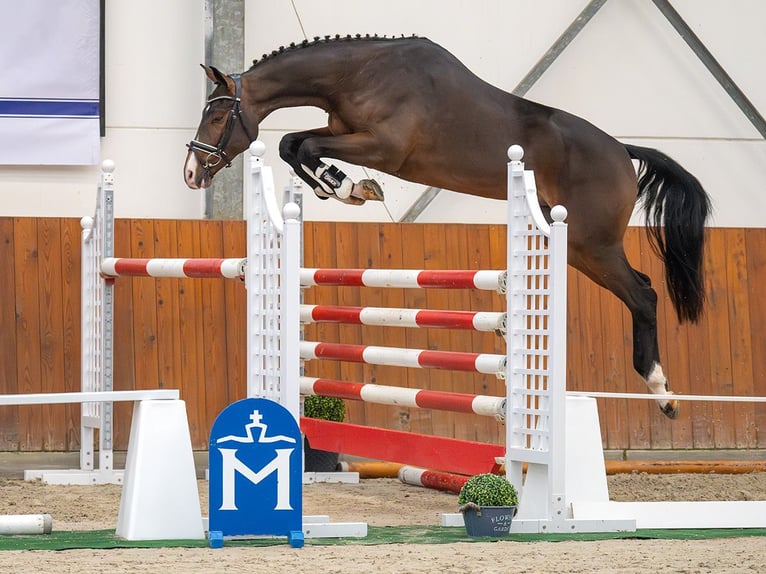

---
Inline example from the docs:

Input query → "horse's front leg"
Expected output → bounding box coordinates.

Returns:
[294,132,387,205]
[278,129,338,201]
[279,129,383,205]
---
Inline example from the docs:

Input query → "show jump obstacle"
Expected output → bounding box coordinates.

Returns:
[22,141,764,538]
[247,141,766,533]
[43,147,364,541]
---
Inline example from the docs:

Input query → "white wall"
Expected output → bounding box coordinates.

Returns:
[0,0,207,219]
[1,0,764,226]
[245,0,766,227]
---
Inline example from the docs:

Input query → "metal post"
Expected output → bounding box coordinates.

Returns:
[513,0,608,96]
[204,0,246,218]
[651,0,766,138]
[99,164,115,473]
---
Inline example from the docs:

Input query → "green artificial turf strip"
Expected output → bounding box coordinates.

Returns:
[1,526,765,551]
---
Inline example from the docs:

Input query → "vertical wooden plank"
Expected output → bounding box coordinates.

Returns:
[703,230,736,448]
[152,220,190,440]
[445,224,479,442]
[151,219,182,396]
[175,219,206,444]
[367,223,408,432]
[14,217,42,450]
[745,228,766,447]
[37,218,66,450]
[199,220,230,446]
[421,224,456,440]
[335,223,366,426]
[112,218,136,449]
[0,218,19,449]
[465,224,503,445]
[400,224,431,436]
[129,220,160,392]
[682,229,720,448]
[725,229,756,447]
[60,218,82,450]
[355,223,387,430]
[222,220,247,403]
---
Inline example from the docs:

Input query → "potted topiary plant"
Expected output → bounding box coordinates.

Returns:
[302,395,345,472]
[458,473,519,537]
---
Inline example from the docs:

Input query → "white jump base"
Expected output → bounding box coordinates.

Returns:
[442,394,766,532]
[9,390,204,540]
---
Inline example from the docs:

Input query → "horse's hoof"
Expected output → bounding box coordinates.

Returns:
[355,179,385,201]
[659,399,680,419]
[339,195,366,206]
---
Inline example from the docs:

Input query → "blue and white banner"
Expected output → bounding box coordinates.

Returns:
[0,0,100,165]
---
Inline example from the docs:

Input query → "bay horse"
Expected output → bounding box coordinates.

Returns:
[184,35,711,419]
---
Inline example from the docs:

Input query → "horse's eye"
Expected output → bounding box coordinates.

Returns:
[211,113,226,123]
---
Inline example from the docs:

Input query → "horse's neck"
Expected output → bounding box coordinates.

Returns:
[242,53,345,119]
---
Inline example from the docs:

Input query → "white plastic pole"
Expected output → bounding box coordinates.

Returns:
[281,201,302,421]
[0,514,53,535]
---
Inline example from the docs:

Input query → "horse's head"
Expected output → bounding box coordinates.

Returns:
[184,65,256,189]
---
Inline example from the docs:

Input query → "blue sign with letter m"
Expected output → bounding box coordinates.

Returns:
[209,398,303,547]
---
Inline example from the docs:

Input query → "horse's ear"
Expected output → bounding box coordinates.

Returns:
[201,64,236,94]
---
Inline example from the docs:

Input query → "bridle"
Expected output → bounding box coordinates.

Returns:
[186,74,254,170]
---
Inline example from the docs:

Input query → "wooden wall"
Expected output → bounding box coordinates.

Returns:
[1,217,764,452]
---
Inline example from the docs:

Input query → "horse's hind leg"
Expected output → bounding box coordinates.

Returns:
[572,244,679,419]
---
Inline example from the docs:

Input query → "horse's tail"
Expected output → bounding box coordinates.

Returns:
[625,144,712,323]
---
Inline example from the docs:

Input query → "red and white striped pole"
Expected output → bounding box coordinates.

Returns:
[300,268,506,292]
[300,376,505,418]
[300,341,506,376]
[100,257,245,279]
[300,304,505,332]
[398,466,471,494]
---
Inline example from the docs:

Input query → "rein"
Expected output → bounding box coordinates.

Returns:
[187,74,254,170]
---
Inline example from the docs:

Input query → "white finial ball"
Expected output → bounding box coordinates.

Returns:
[551,205,568,222]
[249,140,266,157]
[507,145,524,161]
[283,202,301,220]
[80,216,94,230]
[101,159,115,173]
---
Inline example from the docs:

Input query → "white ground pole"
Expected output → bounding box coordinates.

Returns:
[0,514,52,535]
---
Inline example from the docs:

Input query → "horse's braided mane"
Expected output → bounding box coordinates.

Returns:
[248,34,421,69]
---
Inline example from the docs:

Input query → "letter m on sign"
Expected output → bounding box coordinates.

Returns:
[218,448,294,511]
[208,398,302,538]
